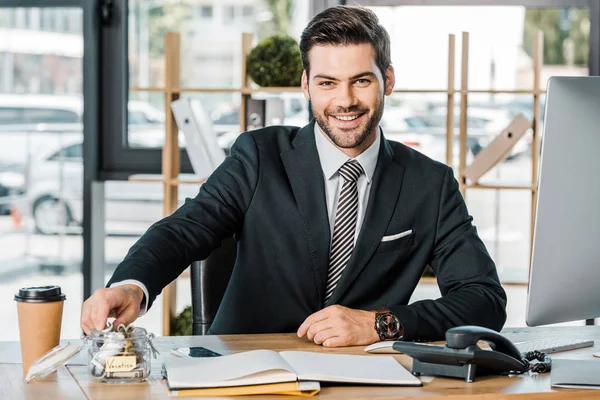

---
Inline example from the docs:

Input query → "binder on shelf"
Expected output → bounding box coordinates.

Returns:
[170,98,226,180]
[463,114,531,183]
[245,97,285,131]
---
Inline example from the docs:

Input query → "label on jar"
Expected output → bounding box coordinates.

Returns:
[105,356,137,372]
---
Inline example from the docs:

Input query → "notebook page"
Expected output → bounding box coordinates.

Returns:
[280,351,422,386]
[165,349,297,389]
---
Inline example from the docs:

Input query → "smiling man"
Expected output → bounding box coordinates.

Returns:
[81,5,507,347]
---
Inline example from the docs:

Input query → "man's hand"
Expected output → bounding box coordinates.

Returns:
[80,285,144,335]
[297,305,380,347]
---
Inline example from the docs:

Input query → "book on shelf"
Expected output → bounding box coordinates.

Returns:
[245,97,285,130]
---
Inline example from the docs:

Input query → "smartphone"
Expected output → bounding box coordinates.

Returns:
[171,346,222,358]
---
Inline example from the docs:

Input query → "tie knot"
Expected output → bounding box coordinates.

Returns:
[338,160,363,183]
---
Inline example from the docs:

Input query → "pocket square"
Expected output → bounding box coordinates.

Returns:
[381,230,413,242]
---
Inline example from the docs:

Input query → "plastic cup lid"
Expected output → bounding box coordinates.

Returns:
[15,286,66,303]
[25,342,83,383]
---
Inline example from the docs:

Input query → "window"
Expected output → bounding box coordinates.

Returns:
[48,143,83,161]
[0,107,80,125]
[15,8,25,28]
[223,5,235,23]
[200,5,212,18]
[41,8,54,31]
[128,109,163,125]
[0,108,22,125]
[125,0,308,154]
[3,9,15,28]
[0,4,86,343]
[24,8,31,28]
[23,108,81,124]
[242,6,254,17]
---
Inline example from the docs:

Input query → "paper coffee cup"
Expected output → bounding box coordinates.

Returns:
[15,286,66,374]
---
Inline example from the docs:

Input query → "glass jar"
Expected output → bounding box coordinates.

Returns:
[86,325,158,383]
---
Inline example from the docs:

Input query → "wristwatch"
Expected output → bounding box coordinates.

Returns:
[374,311,403,341]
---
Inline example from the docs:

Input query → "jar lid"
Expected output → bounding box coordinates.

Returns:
[91,325,148,341]
[15,286,66,303]
[25,342,83,383]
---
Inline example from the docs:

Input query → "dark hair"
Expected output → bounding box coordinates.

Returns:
[299,5,391,82]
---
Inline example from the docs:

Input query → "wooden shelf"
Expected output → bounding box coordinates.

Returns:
[243,87,303,94]
[391,89,449,93]
[465,89,546,95]
[129,86,167,92]
[130,86,547,96]
[128,174,206,185]
[418,276,527,286]
[176,87,241,93]
[464,183,537,191]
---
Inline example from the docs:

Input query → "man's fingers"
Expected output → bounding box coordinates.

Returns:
[297,308,332,337]
[113,303,140,329]
[313,327,337,345]
[90,306,99,332]
[93,300,111,332]
[322,336,346,348]
[306,319,332,341]
[81,301,92,335]
[81,287,142,336]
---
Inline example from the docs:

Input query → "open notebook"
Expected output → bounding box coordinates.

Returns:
[164,349,422,392]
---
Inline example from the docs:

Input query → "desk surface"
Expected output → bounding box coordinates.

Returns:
[3,326,600,399]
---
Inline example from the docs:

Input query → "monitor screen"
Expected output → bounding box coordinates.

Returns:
[526,76,600,326]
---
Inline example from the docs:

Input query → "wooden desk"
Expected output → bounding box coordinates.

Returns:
[2,327,600,399]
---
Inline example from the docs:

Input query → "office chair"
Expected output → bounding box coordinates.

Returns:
[190,237,236,335]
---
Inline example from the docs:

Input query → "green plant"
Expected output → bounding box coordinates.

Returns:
[246,35,303,87]
[171,306,192,336]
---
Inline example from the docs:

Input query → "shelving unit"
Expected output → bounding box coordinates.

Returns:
[130,30,545,335]
[457,31,545,272]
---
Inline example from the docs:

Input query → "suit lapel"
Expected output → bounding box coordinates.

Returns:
[280,121,330,305]
[327,137,405,305]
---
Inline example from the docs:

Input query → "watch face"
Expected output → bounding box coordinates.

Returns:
[378,313,400,338]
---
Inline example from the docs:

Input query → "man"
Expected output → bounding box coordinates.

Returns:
[81,5,507,347]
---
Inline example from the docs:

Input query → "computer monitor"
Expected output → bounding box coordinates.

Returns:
[526,76,600,326]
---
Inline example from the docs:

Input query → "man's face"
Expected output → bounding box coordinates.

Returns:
[302,43,394,155]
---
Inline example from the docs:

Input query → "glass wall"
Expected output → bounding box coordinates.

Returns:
[126,0,310,149]
[102,0,310,333]
[0,7,84,341]
[367,5,589,276]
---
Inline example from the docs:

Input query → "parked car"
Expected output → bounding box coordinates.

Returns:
[381,105,530,160]
[14,140,202,235]
[0,162,25,215]
[0,93,165,126]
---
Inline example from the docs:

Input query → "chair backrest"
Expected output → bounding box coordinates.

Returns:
[190,237,237,335]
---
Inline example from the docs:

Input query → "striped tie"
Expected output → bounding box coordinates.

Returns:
[324,160,364,304]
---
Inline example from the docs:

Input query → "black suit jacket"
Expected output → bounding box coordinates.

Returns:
[108,121,507,341]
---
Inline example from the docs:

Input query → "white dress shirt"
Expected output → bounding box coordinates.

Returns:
[313,123,380,245]
[113,124,381,316]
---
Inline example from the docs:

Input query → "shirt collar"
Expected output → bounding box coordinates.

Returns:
[314,122,380,183]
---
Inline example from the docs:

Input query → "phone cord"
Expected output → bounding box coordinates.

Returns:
[521,350,551,374]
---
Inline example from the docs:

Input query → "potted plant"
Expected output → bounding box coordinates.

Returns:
[246,34,303,87]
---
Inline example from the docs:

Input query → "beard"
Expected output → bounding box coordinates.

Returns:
[312,95,384,149]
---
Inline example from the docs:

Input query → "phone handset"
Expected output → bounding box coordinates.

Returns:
[392,325,551,382]
[446,325,523,361]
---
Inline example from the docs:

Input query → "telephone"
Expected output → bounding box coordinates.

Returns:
[392,326,536,382]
